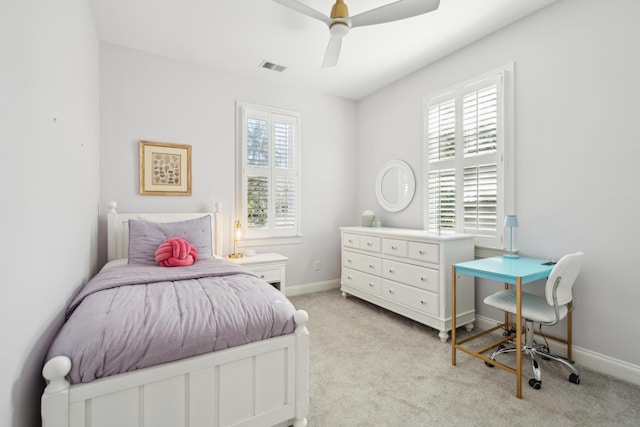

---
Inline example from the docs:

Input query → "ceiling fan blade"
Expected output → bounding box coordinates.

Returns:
[272,0,332,25]
[350,0,440,28]
[322,35,342,68]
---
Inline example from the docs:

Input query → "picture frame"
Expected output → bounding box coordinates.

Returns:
[139,140,192,195]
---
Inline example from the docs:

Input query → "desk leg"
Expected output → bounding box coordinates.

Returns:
[504,282,509,331]
[451,265,457,366]
[516,276,522,399]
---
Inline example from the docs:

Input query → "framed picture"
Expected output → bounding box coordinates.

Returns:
[139,140,192,195]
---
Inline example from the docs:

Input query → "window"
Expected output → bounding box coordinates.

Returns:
[236,102,302,245]
[423,64,514,249]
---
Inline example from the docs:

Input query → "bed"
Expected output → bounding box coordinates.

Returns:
[41,202,309,427]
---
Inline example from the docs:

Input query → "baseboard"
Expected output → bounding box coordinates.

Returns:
[474,314,640,387]
[285,279,340,297]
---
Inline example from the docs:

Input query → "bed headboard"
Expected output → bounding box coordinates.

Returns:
[106,201,224,261]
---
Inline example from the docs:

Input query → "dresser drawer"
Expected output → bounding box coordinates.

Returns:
[382,260,439,293]
[342,268,382,295]
[343,251,382,276]
[408,241,439,264]
[343,233,360,249]
[382,280,439,317]
[382,238,408,257]
[359,235,381,252]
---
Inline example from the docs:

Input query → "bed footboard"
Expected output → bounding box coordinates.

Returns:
[42,310,309,427]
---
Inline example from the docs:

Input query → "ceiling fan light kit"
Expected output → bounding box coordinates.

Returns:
[273,0,441,68]
[330,22,349,37]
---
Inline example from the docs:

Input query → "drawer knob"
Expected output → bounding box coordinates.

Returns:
[367,242,372,246]
[369,264,375,268]
[368,282,374,287]
[347,275,352,280]
[391,245,398,250]
[347,258,352,263]
[388,269,395,273]
[260,274,265,278]
[420,300,427,305]
[388,289,395,294]
[420,276,426,281]
[348,239,354,243]
[419,250,425,255]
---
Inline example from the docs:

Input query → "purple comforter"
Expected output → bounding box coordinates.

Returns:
[46,258,296,384]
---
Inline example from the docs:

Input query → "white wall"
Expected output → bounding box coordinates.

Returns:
[356,0,640,370]
[0,1,100,426]
[99,44,358,289]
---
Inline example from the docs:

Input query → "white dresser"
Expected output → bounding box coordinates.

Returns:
[340,226,475,342]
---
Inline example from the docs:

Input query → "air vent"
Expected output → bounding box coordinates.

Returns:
[259,60,286,73]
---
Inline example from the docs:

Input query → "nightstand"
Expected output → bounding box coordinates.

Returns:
[228,252,288,294]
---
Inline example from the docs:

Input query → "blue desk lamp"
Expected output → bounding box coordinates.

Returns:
[504,215,519,259]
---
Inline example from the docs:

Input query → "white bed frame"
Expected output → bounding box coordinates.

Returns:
[41,202,309,427]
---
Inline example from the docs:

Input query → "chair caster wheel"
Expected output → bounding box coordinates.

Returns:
[485,361,494,368]
[529,379,541,389]
[569,373,580,384]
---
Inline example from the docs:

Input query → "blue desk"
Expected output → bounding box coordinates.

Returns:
[451,256,556,399]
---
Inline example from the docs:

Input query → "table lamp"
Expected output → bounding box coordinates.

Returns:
[229,220,244,258]
[503,215,519,259]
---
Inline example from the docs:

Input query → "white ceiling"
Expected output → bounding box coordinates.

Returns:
[89,0,559,100]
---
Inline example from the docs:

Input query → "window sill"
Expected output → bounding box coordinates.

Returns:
[475,246,514,259]
[238,236,303,248]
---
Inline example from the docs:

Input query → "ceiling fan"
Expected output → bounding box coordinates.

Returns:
[273,0,441,68]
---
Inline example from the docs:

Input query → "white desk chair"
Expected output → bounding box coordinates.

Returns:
[483,252,584,390]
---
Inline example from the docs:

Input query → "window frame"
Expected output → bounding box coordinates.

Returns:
[236,101,302,247]
[422,64,514,250]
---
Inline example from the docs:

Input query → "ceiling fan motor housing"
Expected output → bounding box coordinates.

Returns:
[330,0,349,19]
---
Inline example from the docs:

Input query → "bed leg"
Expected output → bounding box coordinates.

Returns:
[294,310,309,427]
[41,356,72,427]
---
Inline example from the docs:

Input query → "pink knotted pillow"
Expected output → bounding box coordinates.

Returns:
[155,237,198,267]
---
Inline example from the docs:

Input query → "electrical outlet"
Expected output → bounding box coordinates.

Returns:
[314,260,321,271]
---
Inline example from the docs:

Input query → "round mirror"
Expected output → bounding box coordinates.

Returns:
[375,160,416,212]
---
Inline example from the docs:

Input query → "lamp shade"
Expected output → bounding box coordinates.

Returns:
[504,215,519,228]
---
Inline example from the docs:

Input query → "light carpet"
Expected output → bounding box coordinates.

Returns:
[288,290,640,427]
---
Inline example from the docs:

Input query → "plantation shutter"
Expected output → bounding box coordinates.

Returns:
[273,115,296,230]
[427,169,456,230]
[426,98,457,231]
[425,72,504,247]
[461,83,499,237]
[241,105,299,239]
[246,113,270,230]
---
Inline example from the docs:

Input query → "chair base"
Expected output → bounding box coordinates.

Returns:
[486,321,580,389]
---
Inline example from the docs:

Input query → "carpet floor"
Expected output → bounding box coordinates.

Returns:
[288,290,640,427]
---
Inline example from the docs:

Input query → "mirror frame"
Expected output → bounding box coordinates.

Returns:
[375,160,416,212]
